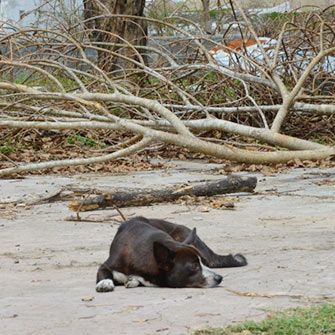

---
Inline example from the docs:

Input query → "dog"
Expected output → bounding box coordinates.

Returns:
[96,216,247,292]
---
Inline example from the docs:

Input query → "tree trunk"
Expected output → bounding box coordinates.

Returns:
[83,0,147,72]
[202,0,211,34]
[67,175,257,211]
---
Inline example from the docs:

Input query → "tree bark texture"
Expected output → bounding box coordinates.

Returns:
[201,0,211,34]
[68,175,257,211]
[83,0,147,71]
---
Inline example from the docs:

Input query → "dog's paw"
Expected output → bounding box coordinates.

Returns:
[125,276,140,288]
[233,254,247,266]
[96,279,115,292]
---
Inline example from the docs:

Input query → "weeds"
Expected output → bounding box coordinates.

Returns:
[195,304,335,335]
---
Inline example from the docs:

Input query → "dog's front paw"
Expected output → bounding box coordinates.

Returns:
[125,276,140,288]
[96,279,115,292]
[233,254,247,266]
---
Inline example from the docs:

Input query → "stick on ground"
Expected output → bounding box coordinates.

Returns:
[68,175,257,212]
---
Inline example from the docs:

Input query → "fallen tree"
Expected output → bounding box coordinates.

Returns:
[0,1,334,176]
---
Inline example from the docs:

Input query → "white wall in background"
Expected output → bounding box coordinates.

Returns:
[0,0,82,26]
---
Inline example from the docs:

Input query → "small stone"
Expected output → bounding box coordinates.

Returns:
[81,296,95,302]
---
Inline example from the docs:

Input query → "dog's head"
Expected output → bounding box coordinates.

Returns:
[153,229,222,288]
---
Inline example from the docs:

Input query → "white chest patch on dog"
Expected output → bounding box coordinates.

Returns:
[112,271,128,284]
[125,275,156,288]
[96,279,115,292]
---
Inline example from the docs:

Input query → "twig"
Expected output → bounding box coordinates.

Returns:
[113,206,127,222]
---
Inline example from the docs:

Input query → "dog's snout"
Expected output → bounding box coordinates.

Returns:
[214,274,223,284]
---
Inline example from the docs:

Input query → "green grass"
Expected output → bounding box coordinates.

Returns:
[194,304,335,335]
[66,134,98,147]
[224,87,237,99]
[12,73,86,92]
[262,12,298,21]
[209,9,228,18]
[310,134,335,145]
[0,144,15,155]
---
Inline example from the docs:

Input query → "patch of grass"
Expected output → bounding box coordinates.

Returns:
[11,72,84,92]
[310,135,334,145]
[0,144,15,155]
[66,134,98,147]
[263,12,287,20]
[204,72,218,82]
[209,9,227,18]
[194,304,335,335]
[224,87,237,98]
[262,12,298,21]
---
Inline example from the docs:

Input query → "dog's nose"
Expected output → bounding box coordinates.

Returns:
[214,274,223,284]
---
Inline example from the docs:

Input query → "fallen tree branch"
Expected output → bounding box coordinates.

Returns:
[231,0,335,133]
[138,119,328,151]
[271,47,335,132]
[161,103,335,115]
[0,11,334,175]
[0,118,328,150]
[67,175,257,211]
[1,82,334,162]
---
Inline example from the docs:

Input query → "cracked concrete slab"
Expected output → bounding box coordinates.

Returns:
[0,163,334,335]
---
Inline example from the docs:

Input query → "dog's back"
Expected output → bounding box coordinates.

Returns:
[102,217,180,279]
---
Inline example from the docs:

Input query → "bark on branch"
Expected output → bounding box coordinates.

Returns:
[68,175,257,211]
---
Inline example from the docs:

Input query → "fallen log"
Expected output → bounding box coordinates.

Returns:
[68,175,257,212]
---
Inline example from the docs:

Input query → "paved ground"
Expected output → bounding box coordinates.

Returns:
[1,161,334,335]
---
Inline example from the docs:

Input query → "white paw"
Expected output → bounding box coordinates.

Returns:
[125,277,140,288]
[96,279,115,292]
[125,275,155,288]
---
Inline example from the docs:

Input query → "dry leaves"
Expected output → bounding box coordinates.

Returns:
[1,128,334,177]
[217,157,335,176]
[0,203,18,220]
[176,195,238,209]
[314,179,335,186]
[226,288,304,299]
[0,129,163,175]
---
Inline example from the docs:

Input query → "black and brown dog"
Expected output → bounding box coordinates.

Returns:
[96,216,247,292]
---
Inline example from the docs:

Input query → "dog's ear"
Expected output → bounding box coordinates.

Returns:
[183,228,197,245]
[153,242,176,271]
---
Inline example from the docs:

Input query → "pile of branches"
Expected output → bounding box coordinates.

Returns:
[0,1,334,177]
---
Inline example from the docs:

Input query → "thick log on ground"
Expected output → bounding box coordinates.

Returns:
[68,175,257,212]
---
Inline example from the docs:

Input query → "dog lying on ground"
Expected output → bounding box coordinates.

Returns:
[96,216,247,292]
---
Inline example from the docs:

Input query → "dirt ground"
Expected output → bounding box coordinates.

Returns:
[1,160,334,335]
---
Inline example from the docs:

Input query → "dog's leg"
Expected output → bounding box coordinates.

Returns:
[96,279,115,292]
[96,263,115,292]
[192,236,247,268]
[171,225,247,268]
[96,262,132,292]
